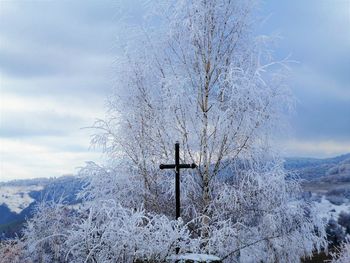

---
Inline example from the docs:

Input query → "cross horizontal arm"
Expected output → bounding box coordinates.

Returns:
[179,163,197,169]
[159,164,176,169]
[159,163,197,170]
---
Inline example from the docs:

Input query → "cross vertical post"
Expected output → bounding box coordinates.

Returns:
[175,142,180,220]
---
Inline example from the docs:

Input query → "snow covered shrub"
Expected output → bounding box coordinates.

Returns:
[22,200,78,263]
[338,212,350,235]
[65,200,200,263]
[205,164,327,262]
[0,239,28,263]
[78,161,145,209]
[331,238,350,263]
[327,219,347,247]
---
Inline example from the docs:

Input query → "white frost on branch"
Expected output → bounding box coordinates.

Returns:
[65,201,200,263]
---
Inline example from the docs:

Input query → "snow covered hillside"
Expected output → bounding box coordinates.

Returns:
[0,185,43,214]
[314,195,350,221]
[0,176,83,239]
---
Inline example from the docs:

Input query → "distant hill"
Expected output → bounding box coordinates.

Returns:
[324,158,350,183]
[284,153,350,181]
[285,153,350,201]
[0,175,84,240]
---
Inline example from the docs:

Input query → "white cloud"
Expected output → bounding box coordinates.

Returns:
[0,135,103,182]
[1,91,105,120]
[281,139,350,158]
[0,0,116,181]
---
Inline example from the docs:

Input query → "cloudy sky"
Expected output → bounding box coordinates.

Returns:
[0,0,349,181]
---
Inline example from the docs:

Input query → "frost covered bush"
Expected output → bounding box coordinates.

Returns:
[0,239,28,263]
[338,212,350,235]
[331,238,350,263]
[65,200,200,263]
[326,219,346,247]
[21,200,78,263]
[205,165,326,262]
[74,162,327,262]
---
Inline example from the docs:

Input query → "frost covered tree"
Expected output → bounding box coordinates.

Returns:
[17,0,327,262]
[94,0,290,216]
[88,0,327,261]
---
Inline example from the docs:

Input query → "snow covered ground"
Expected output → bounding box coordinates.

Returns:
[0,185,43,214]
[167,253,222,262]
[314,195,350,221]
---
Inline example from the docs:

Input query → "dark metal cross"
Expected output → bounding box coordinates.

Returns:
[159,141,197,220]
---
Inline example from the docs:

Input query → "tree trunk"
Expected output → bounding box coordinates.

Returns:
[201,60,211,246]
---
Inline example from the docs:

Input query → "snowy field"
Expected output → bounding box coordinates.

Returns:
[314,195,350,221]
[0,185,43,214]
